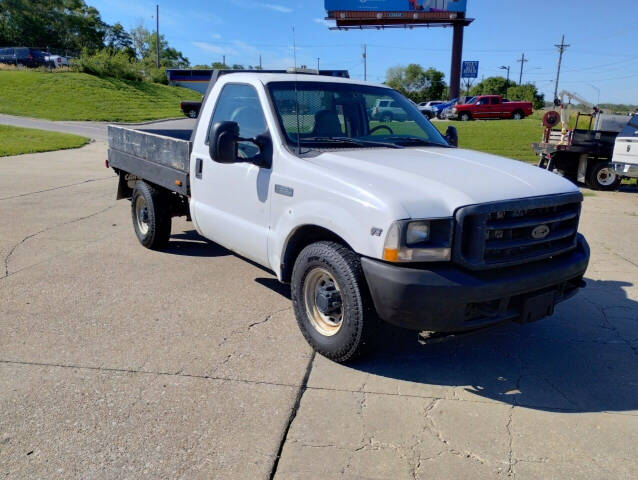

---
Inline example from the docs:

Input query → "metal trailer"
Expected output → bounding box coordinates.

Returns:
[531,112,624,191]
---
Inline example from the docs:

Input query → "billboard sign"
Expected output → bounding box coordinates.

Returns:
[324,0,467,13]
[461,61,479,78]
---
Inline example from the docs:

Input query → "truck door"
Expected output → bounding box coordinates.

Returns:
[474,97,491,119]
[613,115,638,168]
[190,83,272,266]
[489,96,501,118]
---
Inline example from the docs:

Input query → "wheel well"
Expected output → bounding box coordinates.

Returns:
[460,111,471,119]
[280,225,351,283]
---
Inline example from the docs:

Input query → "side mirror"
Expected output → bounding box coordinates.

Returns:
[445,125,458,147]
[209,121,239,163]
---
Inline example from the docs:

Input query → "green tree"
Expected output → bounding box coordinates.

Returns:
[385,64,446,103]
[0,0,107,53]
[507,83,545,110]
[469,76,514,97]
[129,24,189,68]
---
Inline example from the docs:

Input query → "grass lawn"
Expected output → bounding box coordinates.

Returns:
[0,70,201,122]
[434,114,544,164]
[0,125,89,157]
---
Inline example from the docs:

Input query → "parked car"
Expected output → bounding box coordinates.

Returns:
[107,69,589,363]
[418,101,444,118]
[0,47,48,67]
[432,98,469,119]
[611,114,638,179]
[449,95,533,121]
[180,101,202,118]
[371,98,408,122]
[44,53,69,68]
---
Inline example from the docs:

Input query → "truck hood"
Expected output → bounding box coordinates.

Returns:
[308,147,579,218]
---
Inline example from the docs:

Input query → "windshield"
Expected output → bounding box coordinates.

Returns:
[267,81,449,151]
[465,97,478,105]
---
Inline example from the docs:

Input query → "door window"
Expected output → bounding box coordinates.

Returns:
[209,83,267,159]
[490,97,500,105]
[477,98,489,105]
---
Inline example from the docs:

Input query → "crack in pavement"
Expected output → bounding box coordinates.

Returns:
[2,204,117,280]
[267,350,315,480]
[583,297,638,357]
[0,176,114,202]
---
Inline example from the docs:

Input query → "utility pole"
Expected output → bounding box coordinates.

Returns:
[553,35,570,101]
[259,54,262,69]
[362,44,367,81]
[317,57,320,71]
[517,53,527,84]
[155,5,160,69]
[222,55,226,67]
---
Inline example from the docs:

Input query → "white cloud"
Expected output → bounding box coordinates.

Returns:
[314,18,332,27]
[262,3,293,13]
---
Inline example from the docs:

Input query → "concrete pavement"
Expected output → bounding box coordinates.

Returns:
[0,114,194,142]
[1,142,637,479]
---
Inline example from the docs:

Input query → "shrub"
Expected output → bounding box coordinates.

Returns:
[71,49,169,84]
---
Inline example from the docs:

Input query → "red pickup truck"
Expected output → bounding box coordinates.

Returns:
[449,95,533,121]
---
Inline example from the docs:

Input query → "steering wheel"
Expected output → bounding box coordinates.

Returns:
[369,124,394,135]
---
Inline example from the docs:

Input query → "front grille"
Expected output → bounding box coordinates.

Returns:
[453,193,582,270]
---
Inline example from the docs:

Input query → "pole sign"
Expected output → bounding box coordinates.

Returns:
[461,61,479,78]
[324,1,467,13]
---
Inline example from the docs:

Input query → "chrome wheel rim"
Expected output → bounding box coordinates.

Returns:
[303,267,343,337]
[135,196,150,235]
[597,167,616,186]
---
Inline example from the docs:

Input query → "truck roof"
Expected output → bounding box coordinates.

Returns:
[217,71,388,88]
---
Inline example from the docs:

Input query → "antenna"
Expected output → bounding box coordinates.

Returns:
[293,26,301,155]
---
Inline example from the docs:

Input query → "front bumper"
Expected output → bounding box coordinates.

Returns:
[611,162,638,178]
[361,235,589,332]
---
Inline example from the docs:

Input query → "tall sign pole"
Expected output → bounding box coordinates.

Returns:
[553,35,570,101]
[449,22,464,99]
[155,5,160,69]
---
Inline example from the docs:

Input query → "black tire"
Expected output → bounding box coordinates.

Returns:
[187,109,198,118]
[436,111,444,120]
[586,162,621,191]
[131,181,172,249]
[512,110,525,120]
[381,113,393,122]
[459,112,472,121]
[291,241,377,363]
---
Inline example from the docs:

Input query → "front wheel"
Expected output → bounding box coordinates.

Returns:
[459,112,472,121]
[291,241,377,363]
[131,181,172,249]
[587,163,621,191]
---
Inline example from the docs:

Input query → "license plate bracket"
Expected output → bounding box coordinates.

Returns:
[519,291,556,324]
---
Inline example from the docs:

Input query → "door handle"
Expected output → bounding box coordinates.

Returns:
[195,158,203,179]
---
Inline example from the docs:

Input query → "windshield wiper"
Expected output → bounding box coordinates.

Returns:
[302,136,403,149]
[389,137,448,147]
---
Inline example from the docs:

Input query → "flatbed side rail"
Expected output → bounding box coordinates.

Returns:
[107,125,190,196]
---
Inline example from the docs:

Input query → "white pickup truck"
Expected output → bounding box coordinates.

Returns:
[107,69,590,363]
[611,114,638,178]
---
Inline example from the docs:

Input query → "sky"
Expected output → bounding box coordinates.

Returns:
[88,0,638,104]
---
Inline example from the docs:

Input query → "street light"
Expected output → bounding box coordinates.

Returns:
[588,83,600,106]
[499,65,510,84]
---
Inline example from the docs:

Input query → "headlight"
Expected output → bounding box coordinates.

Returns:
[452,107,457,113]
[383,219,453,263]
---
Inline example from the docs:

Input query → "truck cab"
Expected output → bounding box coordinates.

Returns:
[611,114,638,178]
[108,70,589,363]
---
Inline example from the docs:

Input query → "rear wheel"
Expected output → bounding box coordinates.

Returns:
[187,109,198,118]
[291,241,377,363]
[381,112,393,122]
[512,110,525,120]
[587,162,621,191]
[131,181,172,249]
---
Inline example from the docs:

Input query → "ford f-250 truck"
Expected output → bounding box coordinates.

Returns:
[107,69,589,363]
[449,95,533,121]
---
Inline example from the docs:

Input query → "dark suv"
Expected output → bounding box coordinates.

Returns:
[0,47,48,67]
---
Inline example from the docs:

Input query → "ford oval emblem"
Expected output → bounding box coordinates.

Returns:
[531,224,550,239]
